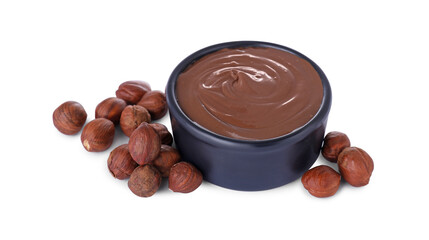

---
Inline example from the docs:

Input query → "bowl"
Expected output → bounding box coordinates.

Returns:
[166,41,332,191]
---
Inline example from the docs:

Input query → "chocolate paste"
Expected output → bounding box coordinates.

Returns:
[176,47,323,140]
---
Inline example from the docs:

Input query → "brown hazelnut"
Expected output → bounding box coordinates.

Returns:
[95,97,127,125]
[128,165,161,197]
[322,131,351,162]
[128,122,161,165]
[116,80,151,104]
[169,162,202,193]
[338,147,374,187]
[137,90,167,120]
[107,144,138,180]
[120,105,151,137]
[53,101,87,135]
[152,145,181,177]
[149,123,173,145]
[81,118,115,152]
[301,165,341,198]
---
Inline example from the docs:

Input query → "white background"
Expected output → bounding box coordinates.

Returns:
[1,0,428,239]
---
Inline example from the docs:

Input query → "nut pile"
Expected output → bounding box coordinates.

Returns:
[53,80,203,197]
[302,131,374,198]
[54,83,373,199]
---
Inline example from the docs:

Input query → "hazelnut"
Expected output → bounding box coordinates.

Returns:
[152,145,181,177]
[322,131,351,162]
[81,118,115,152]
[128,122,161,165]
[95,97,127,125]
[120,105,151,137]
[169,162,202,193]
[53,101,87,135]
[149,123,173,145]
[128,165,161,197]
[107,144,138,180]
[301,165,341,198]
[338,147,374,187]
[137,90,167,120]
[116,80,151,104]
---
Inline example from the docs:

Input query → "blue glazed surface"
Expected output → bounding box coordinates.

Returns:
[166,41,332,191]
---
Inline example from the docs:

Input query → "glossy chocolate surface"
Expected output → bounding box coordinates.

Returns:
[176,47,323,140]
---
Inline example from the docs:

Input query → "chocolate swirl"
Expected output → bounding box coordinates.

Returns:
[176,47,323,140]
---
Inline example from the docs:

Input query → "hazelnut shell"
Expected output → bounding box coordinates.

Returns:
[169,162,202,193]
[53,101,87,135]
[152,145,181,177]
[137,90,167,120]
[107,144,138,180]
[81,118,115,152]
[149,123,173,145]
[95,97,127,125]
[322,131,351,162]
[301,165,341,198]
[128,122,161,165]
[120,105,151,137]
[338,147,374,187]
[116,80,151,104]
[128,165,161,197]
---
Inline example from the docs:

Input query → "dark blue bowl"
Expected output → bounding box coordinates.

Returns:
[166,41,332,191]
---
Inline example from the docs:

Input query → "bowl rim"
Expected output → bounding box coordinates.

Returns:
[166,40,332,145]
